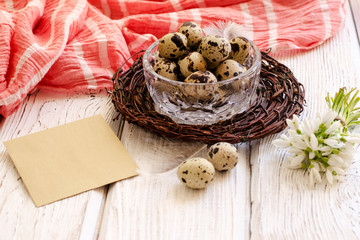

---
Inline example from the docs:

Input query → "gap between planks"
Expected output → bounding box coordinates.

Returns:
[350,0,360,44]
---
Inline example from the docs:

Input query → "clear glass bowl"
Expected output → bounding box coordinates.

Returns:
[143,39,261,125]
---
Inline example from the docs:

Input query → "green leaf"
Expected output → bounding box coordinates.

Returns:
[326,87,360,130]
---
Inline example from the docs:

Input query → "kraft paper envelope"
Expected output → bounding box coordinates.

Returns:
[4,115,138,207]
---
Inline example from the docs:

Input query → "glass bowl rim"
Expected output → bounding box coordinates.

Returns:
[143,38,261,86]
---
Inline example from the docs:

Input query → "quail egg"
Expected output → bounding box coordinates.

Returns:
[229,37,250,65]
[178,52,207,77]
[153,51,166,64]
[178,21,204,48]
[197,35,231,64]
[205,59,221,70]
[158,32,188,59]
[153,59,180,80]
[177,157,215,189]
[207,142,238,171]
[184,70,217,84]
[184,71,217,100]
[215,59,247,81]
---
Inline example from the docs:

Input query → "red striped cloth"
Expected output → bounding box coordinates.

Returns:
[0,0,346,117]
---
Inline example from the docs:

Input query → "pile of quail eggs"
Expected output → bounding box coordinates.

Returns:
[177,142,239,189]
[153,21,250,86]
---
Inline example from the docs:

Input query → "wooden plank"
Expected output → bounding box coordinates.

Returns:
[0,90,121,240]
[98,123,251,239]
[350,0,360,42]
[250,2,360,239]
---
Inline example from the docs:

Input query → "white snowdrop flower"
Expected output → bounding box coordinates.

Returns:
[310,134,319,150]
[322,150,333,156]
[346,136,360,144]
[325,121,342,134]
[303,118,314,136]
[286,118,297,131]
[273,138,290,148]
[339,144,356,167]
[288,147,305,155]
[312,115,322,132]
[322,110,337,127]
[328,154,344,166]
[288,129,299,138]
[293,115,300,127]
[324,138,342,148]
[290,136,308,150]
[288,152,306,168]
[343,142,356,153]
[286,115,301,131]
[273,88,360,185]
[331,166,346,175]
[319,146,332,153]
[325,169,334,184]
[309,163,322,186]
[326,169,345,183]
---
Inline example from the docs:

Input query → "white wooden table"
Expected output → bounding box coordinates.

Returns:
[1,1,360,239]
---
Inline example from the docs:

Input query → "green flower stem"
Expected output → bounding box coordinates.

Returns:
[326,88,360,131]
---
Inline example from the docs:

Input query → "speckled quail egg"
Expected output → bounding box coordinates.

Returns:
[183,71,217,100]
[158,32,188,59]
[153,59,180,80]
[205,59,221,70]
[197,35,231,65]
[178,52,207,77]
[177,157,215,189]
[178,21,204,48]
[153,51,166,64]
[184,70,217,84]
[229,37,250,65]
[207,142,238,171]
[215,59,247,81]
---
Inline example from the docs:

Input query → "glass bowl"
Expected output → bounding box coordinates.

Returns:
[143,39,261,125]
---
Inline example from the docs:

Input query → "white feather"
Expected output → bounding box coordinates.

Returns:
[203,21,251,40]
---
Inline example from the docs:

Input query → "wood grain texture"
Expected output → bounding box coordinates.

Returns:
[98,123,251,240]
[1,1,360,239]
[350,0,360,41]
[250,2,360,239]
[0,90,120,240]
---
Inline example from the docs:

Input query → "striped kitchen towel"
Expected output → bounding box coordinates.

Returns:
[0,0,346,117]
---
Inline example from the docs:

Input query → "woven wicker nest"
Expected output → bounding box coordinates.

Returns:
[111,50,305,144]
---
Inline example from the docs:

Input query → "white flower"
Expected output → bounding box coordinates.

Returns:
[286,115,300,131]
[303,118,314,136]
[321,109,337,127]
[288,147,304,155]
[328,154,344,166]
[324,136,344,148]
[309,162,322,186]
[272,107,360,186]
[272,134,291,148]
[347,135,360,144]
[288,152,306,168]
[325,121,342,134]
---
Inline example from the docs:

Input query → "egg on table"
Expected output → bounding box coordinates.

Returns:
[207,142,238,171]
[178,52,207,77]
[177,157,215,189]
[153,59,180,81]
[215,59,247,81]
[197,35,231,68]
[229,37,250,65]
[178,21,204,49]
[158,32,188,59]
